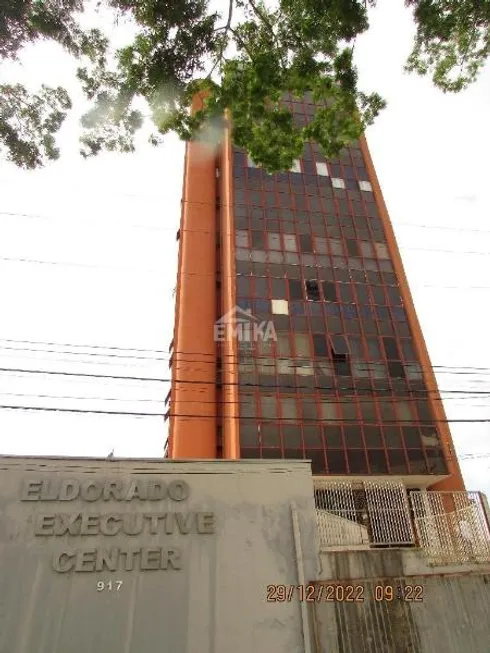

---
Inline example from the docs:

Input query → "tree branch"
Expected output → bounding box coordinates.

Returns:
[229,26,255,60]
[247,0,276,40]
[208,0,234,78]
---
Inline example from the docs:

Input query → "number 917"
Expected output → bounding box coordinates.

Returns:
[97,580,123,592]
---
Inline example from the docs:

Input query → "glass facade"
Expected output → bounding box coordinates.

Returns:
[233,92,447,477]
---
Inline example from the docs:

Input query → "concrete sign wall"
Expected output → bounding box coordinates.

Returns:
[0,456,318,653]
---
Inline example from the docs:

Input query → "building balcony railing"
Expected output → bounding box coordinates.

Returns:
[314,479,490,566]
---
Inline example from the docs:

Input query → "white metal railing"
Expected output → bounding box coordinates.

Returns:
[314,480,490,565]
[410,490,490,565]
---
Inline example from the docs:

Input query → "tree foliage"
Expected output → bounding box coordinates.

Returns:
[0,0,489,170]
[405,0,490,92]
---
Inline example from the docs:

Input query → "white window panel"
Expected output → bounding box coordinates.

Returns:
[284,253,299,265]
[280,397,298,419]
[319,400,337,421]
[314,236,327,254]
[352,362,371,379]
[395,401,413,421]
[267,232,281,250]
[235,230,249,248]
[278,359,294,376]
[257,359,275,375]
[276,334,291,356]
[359,241,374,258]
[331,178,345,189]
[271,299,289,315]
[405,363,423,380]
[374,242,389,259]
[315,161,329,176]
[251,250,267,262]
[294,334,311,357]
[329,238,343,256]
[267,251,283,263]
[261,395,277,417]
[283,234,298,252]
[290,159,301,173]
[359,180,372,192]
[296,361,314,376]
[235,248,250,261]
[316,361,334,377]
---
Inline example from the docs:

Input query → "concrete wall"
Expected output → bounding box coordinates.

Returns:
[314,549,490,653]
[0,456,318,653]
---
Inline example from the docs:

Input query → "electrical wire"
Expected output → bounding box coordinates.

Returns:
[0,404,163,416]
[0,336,169,354]
[397,222,490,235]
[3,209,490,237]
[0,401,486,463]
[0,255,160,272]
[1,339,490,377]
[0,391,164,403]
[0,401,489,425]
[1,365,490,400]
[4,400,489,426]
[1,389,489,408]
[2,208,490,258]
[0,210,166,231]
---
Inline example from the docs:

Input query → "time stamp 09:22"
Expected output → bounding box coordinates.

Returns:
[266,584,424,603]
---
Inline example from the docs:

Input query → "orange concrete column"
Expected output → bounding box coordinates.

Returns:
[220,111,240,458]
[169,93,218,458]
[360,136,465,491]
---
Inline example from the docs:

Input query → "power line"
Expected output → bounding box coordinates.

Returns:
[0,252,488,291]
[398,222,490,235]
[0,343,169,362]
[3,346,490,378]
[0,402,489,425]
[0,403,486,463]
[2,209,490,258]
[0,183,170,201]
[0,255,161,272]
[0,366,168,382]
[1,339,490,376]
[1,365,490,399]
[2,389,489,408]
[0,210,167,231]
[164,411,490,424]
[0,404,163,416]
[0,337,169,355]
[3,208,490,242]
[0,391,164,403]
[0,350,167,369]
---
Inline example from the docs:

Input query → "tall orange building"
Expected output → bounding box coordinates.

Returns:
[167,92,464,493]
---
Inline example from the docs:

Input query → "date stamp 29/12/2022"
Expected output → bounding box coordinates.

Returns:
[266,584,424,603]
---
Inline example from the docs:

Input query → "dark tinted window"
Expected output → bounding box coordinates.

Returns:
[383,337,400,360]
[388,362,405,379]
[305,280,321,301]
[313,334,328,356]
[282,424,302,447]
[322,281,337,302]
[348,450,368,474]
[368,450,389,473]
[327,450,347,473]
[331,335,349,356]
[299,234,313,252]
[251,231,265,248]
[346,239,359,256]
[289,279,303,300]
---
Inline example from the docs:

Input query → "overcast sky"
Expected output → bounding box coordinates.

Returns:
[0,2,489,495]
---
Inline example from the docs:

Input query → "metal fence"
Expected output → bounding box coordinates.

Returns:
[411,490,490,565]
[314,480,490,565]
